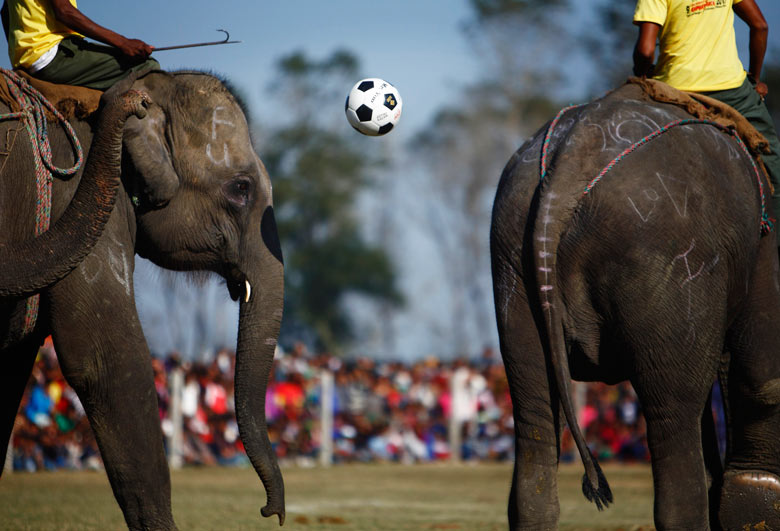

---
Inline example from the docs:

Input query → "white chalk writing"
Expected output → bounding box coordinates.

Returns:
[206,106,235,167]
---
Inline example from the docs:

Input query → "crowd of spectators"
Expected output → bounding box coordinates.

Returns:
[9,339,653,472]
[11,338,101,472]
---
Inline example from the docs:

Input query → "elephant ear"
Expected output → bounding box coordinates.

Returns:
[123,103,180,207]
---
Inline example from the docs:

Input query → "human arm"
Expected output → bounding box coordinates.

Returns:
[49,0,153,60]
[733,0,769,98]
[633,21,660,78]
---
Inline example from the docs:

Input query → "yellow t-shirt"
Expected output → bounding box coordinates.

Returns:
[633,0,747,92]
[8,0,82,69]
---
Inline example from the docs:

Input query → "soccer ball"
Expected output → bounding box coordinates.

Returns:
[345,78,402,136]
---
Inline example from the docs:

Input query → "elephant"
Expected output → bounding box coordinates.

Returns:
[490,82,780,530]
[0,69,285,529]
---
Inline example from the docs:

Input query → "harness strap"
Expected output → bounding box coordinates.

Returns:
[541,108,773,236]
[0,68,85,335]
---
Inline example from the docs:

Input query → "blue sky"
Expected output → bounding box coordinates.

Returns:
[2,1,777,133]
[50,1,477,134]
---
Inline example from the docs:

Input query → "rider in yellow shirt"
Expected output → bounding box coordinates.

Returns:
[634,0,748,92]
[633,0,780,242]
[2,0,158,90]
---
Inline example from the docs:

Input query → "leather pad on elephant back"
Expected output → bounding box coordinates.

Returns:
[627,77,770,158]
[0,69,102,120]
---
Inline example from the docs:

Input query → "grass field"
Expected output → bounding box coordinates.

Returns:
[0,463,655,530]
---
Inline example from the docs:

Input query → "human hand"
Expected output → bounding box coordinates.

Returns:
[754,81,768,101]
[632,64,654,79]
[119,38,154,61]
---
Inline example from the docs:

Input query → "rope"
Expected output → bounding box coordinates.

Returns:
[539,104,583,182]
[0,68,85,335]
[541,110,773,236]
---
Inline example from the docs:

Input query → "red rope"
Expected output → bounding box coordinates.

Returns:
[0,69,85,335]
[541,110,773,236]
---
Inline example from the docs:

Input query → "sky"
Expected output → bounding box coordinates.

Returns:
[2,0,777,133]
[2,1,779,360]
[69,1,478,134]
[21,0,774,133]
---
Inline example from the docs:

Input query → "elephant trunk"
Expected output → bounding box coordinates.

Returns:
[234,206,285,525]
[0,90,150,298]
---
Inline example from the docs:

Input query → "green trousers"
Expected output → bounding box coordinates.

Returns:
[32,36,159,91]
[703,77,780,242]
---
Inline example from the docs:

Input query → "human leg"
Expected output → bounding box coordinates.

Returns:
[705,78,780,242]
[33,36,159,90]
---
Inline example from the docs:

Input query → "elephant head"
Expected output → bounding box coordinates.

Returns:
[0,89,151,298]
[122,71,285,524]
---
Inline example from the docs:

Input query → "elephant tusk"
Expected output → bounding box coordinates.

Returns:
[244,280,252,303]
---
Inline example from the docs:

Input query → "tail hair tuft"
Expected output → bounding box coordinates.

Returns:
[581,456,613,511]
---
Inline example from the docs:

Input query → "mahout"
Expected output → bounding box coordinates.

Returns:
[0,69,285,529]
[491,82,780,529]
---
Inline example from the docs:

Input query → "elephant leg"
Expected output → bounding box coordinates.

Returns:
[720,237,780,529]
[47,242,176,530]
[633,357,717,530]
[0,333,42,476]
[494,270,560,530]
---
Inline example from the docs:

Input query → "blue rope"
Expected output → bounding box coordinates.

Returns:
[540,104,583,182]
[541,109,773,236]
[0,69,84,178]
[0,68,85,335]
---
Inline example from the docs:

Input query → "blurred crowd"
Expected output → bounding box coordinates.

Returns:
[9,339,652,472]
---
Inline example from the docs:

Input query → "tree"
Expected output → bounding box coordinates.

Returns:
[585,1,638,93]
[402,1,569,357]
[463,0,595,103]
[259,50,402,353]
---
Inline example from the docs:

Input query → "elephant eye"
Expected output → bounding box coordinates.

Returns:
[223,177,253,207]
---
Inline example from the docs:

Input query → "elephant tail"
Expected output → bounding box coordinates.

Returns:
[532,188,613,510]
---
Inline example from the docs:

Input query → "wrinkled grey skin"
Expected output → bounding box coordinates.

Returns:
[490,83,780,530]
[0,71,285,529]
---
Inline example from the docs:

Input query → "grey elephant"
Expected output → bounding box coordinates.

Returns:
[0,70,285,529]
[490,82,780,530]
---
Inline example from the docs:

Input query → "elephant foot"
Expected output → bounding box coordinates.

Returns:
[718,470,780,530]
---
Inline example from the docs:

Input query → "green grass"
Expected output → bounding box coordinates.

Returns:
[0,463,655,530]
